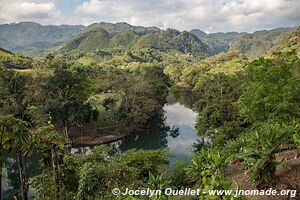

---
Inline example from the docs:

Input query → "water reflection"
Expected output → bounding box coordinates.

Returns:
[168,88,197,109]
[110,101,201,162]
[2,92,202,196]
[110,115,169,151]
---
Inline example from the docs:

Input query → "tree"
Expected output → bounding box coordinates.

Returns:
[238,51,300,124]
[2,116,34,200]
[0,68,30,120]
[0,64,36,200]
[42,68,98,139]
[37,120,69,200]
[193,73,247,146]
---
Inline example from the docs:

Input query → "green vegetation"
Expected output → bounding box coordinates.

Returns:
[271,27,300,55]
[230,27,296,59]
[0,22,299,200]
[31,147,169,199]
[60,27,209,56]
[0,48,32,69]
[191,30,246,55]
[86,22,159,34]
[191,27,296,58]
[1,21,296,59]
[0,22,84,56]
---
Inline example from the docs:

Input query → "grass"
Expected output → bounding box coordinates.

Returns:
[78,56,95,66]
[88,92,123,127]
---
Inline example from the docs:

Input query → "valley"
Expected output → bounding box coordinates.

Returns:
[0,21,299,200]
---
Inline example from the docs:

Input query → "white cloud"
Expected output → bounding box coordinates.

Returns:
[0,0,299,32]
[0,0,58,23]
[75,0,300,32]
[0,0,98,25]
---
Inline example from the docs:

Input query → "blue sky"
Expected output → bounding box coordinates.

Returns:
[0,0,299,32]
[55,0,86,15]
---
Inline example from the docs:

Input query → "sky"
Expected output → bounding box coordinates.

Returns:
[0,0,299,33]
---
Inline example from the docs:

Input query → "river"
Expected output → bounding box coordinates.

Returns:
[109,101,201,162]
[2,99,201,196]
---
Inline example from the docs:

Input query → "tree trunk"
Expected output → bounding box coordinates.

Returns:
[16,150,28,200]
[64,120,70,141]
[51,144,60,200]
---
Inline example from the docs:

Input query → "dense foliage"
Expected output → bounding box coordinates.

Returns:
[0,24,299,200]
[60,27,209,56]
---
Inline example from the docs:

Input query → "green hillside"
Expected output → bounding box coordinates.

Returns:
[0,22,84,56]
[191,27,297,58]
[60,27,209,55]
[110,31,141,48]
[134,29,208,54]
[190,29,207,38]
[230,27,296,59]
[0,21,161,56]
[86,22,159,33]
[270,27,300,55]
[62,27,111,51]
[1,21,297,59]
[0,47,32,69]
[202,32,245,54]
[190,29,245,54]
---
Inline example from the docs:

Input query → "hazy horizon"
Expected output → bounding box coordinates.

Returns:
[0,20,298,34]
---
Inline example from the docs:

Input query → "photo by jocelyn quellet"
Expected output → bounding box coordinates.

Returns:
[0,0,300,199]
[114,188,202,197]
[112,187,297,198]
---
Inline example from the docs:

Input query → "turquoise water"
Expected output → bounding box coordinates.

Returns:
[2,99,201,196]
[109,101,201,162]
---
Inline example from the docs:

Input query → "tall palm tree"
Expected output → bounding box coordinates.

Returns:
[4,116,33,200]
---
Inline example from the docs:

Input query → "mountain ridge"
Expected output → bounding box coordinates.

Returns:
[59,27,210,55]
[0,21,299,58]
[190,27,296,58]
[230,27,296,59]
[0,22,85,56]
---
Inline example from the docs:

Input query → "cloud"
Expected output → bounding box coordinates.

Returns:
[76,0,300,32]
[0,0,98,25]
[0,0,58,23]
[0,0,299,32]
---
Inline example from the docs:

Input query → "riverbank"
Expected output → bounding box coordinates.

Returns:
[64,122,137,145]
[67,102,200,162]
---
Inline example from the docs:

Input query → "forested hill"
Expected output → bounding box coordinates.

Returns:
[86,22,160,33]
[59,27,210,55]
[190,27,296,58]
[0,21,160,56]
[0,47,32,69]
[230,27,296,59]
[0,22,85,55]
[190,29,245,54]
[270,27,300,55]
[190,29,207,38]
[0,21,298,58]
[196,31,245,55]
